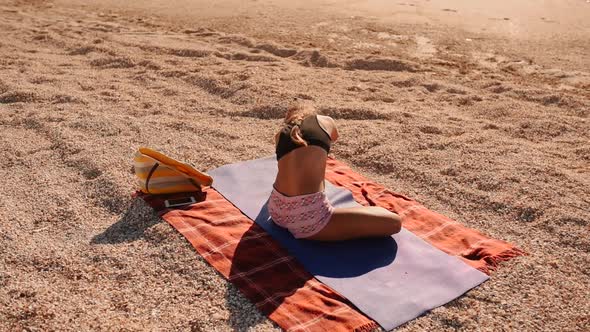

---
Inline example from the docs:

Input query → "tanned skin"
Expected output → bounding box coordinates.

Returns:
[274,115,401,241]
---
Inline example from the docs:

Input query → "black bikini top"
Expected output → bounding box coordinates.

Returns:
[276,115,331,160]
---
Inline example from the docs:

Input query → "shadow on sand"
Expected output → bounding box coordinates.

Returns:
[91,191,206,244]
[91,196,163,244]
[224,201,397,329]
[91,193,396,330]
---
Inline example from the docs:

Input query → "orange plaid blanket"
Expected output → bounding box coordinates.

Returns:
[325,158,525,274]
[140,158,523,331]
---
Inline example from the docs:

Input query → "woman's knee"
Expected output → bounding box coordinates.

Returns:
[364,207,401,235]
[383,211,402,235]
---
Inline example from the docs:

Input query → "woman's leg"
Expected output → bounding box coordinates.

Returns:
[307,206,401,241]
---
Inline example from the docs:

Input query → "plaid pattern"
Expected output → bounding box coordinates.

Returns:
[324,158,525,273]
[140,190,377,332]
[140,158,524,331]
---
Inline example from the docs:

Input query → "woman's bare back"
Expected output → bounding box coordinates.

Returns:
[273,146,328,196]
[271,105,401,241]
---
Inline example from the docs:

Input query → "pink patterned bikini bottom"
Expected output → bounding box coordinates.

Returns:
[267,188,334,239]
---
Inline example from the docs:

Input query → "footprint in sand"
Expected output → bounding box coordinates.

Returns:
[319,107,392,120]
[68,46,98,56]
[483,123,500,130]
[90,57,136,69]
[215,51,276,63]
[254,43,297,58]
[183,28,220,37]
[345,57,418,72]
[419,125,443,135]
[422,83,442,93]
[52,94,84,104]
[0,91,39,104]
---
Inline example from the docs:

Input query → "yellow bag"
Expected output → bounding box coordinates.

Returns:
[134,147,213,194]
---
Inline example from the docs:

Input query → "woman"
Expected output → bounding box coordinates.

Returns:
[267,103,401,241]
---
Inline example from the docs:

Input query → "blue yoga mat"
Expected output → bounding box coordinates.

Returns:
[209,156,488,330]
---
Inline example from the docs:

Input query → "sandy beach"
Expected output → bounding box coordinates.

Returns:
[0,0,589,330]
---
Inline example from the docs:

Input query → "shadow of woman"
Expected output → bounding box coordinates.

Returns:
[252,200,398,278]
[225,201,398,329]
[225,222,310,330]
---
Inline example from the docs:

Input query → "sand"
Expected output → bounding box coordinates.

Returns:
[0,0,589,331]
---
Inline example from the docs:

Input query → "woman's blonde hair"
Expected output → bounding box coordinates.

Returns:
[275,102,317,147]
